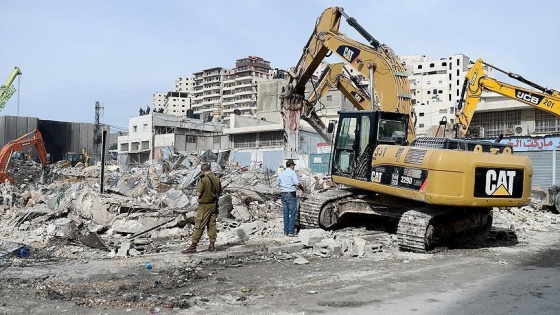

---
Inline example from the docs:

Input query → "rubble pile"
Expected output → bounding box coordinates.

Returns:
[0,155,335,262]
[0,153,559,268]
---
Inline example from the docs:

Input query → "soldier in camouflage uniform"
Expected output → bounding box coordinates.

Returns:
[183,164,221,254]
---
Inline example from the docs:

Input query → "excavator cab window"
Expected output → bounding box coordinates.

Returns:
[378,119,406,143]
[332,113,377,180]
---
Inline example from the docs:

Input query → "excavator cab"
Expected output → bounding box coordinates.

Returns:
[332,110,408,181]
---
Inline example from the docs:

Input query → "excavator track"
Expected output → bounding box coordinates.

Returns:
[397,207,493,253]
[299,190,353,228]
[396,208,440,253]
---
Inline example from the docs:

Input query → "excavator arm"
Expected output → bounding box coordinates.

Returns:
[0,67,22,112]
[0,130,48,183]
[456,58,560,137]
[281,7,414,156]
[301,62,373,143]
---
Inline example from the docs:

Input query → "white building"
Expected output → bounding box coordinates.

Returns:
[191,67,228,122]
[153,77,194,116]
[117,112,228,168]
[401,54,490,135]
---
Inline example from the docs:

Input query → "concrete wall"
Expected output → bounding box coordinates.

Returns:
[0,116,103,163]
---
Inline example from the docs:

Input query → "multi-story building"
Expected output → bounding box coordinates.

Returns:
[191,67,228,122]
[401,54,493,135]
[221,56,273,124]
[153,77,194,116]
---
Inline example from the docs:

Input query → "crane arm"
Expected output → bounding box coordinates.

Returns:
[456,59,560,137]
[0,67,22,112]
[0,130,48,183]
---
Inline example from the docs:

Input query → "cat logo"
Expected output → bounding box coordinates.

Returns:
[485,170,516,196]
[343,47,354,62]
[336,45,359,63]
[371,171,382,183]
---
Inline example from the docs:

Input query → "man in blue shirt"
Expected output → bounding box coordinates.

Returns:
[277,159,305,236]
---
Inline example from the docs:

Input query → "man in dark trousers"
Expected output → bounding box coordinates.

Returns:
[183,164,221,253]
[277,159,304,237]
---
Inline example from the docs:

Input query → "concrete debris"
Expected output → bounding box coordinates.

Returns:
[236,220,265,241]
[293,256,309,265]
[0,150,556,270]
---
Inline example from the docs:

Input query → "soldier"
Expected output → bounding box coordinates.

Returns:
[183,164,221,254]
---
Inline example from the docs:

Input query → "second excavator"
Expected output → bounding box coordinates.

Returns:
[281,7,533,252]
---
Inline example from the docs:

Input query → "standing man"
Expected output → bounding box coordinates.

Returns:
[277,159,305,237]
[183,164,221,254]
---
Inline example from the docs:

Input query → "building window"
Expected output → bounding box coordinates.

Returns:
[426,80,431,85]
[326,95,332,101]
[259,131,283,147]
[141,141,150,150]
[133,126,137,132]
[471,110,521,137]
[439,109,447,114]
[427,91,431,94]
[233,133,257,148]
[131,142,140,151]
[418,65,423,69]
[535,110,560,133]
[442,62,447,66]
[120,143,129,152]
[143,124,148,132]
[449,107,455,114]
[419,112,425,117]
[187,136,196,143]
[429,63,434,68]
[419,123,425,128]
[433,89,437,94]
[213,136,221,144]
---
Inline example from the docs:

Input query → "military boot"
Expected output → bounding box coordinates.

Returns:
[182,243,197,254]
[208,242,216,252]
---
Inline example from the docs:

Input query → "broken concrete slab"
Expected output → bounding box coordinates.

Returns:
[267,243,304,255]
[313,238,342,258]
[162,188,190,209]
[80,232,110,251]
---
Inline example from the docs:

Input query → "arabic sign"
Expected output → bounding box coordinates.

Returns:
[484,136,560,152]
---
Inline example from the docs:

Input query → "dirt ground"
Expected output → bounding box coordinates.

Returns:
[1,208,560,315]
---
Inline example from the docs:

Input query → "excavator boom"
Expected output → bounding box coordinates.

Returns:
[0,67,22,112]
[456,58,560,137]
[281,7,414,159]
[0,130,48,183]
[301,62,373,144]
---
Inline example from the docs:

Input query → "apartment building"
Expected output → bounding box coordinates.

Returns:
[221,56,273,124]
[400,54,490,135]
[153,77,194,116]
[191,67,228,122]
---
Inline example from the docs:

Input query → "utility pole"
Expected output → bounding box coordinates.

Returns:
[94,101,104,163]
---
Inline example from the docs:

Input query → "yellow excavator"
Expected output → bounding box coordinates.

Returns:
[301,62,373,144]
[456,58,560,137]
[282,7,533,252]
[0,67,22,112]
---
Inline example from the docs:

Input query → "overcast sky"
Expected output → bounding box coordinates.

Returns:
[2,0,558,129]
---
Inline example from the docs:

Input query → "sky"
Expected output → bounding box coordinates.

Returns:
[1,0,559,129]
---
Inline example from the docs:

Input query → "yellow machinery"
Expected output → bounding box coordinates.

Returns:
[456,58,560,137]
[301,62,373,143]
[283,7,533,252]
[0,67,22,112]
